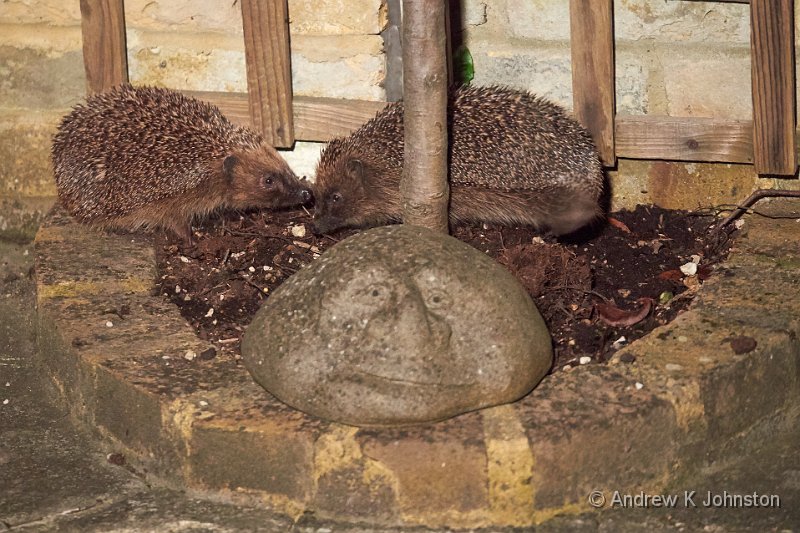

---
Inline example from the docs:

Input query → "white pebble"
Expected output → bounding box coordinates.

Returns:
[665,363,683,372]
[579,356,592,365]
[174,285,181,294]
[2,399,8,405]
[635,382,644,390]
[205,308,214,318]
[105,321,114,328]
[291,224,307,238]
[248,266,256,273]
[532,236,545,244]
[679,262,698,276]
[5,382,10,387]
[179,256,190,263]
[198,400,209,407]
[184,350,197,361]
[734,219,745,229]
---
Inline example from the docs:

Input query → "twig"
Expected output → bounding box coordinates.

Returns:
[715,189,800,230]
[241,276,267,297]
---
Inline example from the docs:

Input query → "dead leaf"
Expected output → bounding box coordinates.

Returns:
[697,264,713,280]
[658,269,683,281]
[608,217,632,233]
[595,298,654,327]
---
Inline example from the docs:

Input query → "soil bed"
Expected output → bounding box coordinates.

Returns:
[155,205,735,371]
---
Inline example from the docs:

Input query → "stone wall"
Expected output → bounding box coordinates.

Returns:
[1,0,798,239]
[453,0,800,211]
[0,0,384,239]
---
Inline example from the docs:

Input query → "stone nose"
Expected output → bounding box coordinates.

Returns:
[396,288,452,352]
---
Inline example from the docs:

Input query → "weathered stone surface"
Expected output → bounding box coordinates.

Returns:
[126,31,385,100]
[242,225,553,427]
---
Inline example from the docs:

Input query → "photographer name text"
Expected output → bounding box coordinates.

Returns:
[609,490,780,509]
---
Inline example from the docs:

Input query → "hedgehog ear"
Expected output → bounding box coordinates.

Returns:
[223,155,238,181]
[345,158,365,184]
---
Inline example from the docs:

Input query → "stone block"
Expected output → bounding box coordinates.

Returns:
[126,31,384,100]
[608,160,760,212]
[124,0,244,35]
[615,48,651,115]
[0,46,85,110]
[358,414,489,524]
[450,0,488,31]
[0,115,60,198]
[0,25,83,54]
[288,0,383,35]
[0,0,81,26]
[189,424,313,500]
[127,38,248,93]
[0,197,54,243]
[291,35,384,100]
[467,41,573,108]
[662,50,752,119]
[280,141,323,181]
[499,0,570,41]
[124,0,382,36]
[614,0,750,44]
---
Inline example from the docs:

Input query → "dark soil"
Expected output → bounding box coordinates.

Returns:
[155,205,735,371]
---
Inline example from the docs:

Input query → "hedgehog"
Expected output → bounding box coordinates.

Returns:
[311,85,605,236]
[52,85,311,243]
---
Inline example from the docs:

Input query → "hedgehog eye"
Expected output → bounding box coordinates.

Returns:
[262,176,274,188]
[331,192,342,203]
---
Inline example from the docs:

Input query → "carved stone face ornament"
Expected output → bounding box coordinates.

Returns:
[242,225,553,427]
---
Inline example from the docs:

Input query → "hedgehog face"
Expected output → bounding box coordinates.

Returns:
[311,148,402,235]
[223,146,311,210]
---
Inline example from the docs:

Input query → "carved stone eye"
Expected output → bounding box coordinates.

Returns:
[426,289,449,310]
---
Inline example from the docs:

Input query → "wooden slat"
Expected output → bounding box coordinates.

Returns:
[240,0,295,148]
[183,91,386,141]
[615,115,754,163]
[184,90,793,167]
[750,0,797,175]
[569,0,616,166]
[79,0,128,94]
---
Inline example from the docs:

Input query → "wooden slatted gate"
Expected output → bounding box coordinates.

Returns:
[80,0,797,176]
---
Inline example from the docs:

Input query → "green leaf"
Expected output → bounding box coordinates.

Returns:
[454,45,474,85]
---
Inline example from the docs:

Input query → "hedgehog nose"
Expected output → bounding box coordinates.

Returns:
[300,188,313,204]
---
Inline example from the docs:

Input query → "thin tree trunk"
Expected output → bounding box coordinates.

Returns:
[400,0,450,233]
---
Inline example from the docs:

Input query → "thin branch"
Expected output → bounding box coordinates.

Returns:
[715,189,800,230]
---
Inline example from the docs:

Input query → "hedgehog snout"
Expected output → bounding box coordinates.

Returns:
[300,188,312,204]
